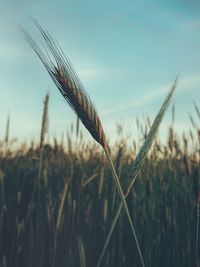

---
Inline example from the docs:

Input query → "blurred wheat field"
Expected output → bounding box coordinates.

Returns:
[0,102,199,267]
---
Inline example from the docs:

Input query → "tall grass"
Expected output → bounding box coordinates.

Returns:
[96,76,178,267]
[0,104,199,267]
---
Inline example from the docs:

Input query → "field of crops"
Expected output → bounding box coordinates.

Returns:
[0,106,199,267]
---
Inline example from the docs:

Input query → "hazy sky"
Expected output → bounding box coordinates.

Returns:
[0,0,200,144]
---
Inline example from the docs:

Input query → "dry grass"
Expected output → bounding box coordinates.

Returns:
[0,114,199,267]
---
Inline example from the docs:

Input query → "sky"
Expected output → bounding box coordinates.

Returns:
[0,0,200,145]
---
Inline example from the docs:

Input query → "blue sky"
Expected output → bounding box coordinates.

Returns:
[0,0,200,144]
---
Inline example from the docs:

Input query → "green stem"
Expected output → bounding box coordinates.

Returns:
[196,201,199,267]
[103,149,145,267]
[96,171,139,267]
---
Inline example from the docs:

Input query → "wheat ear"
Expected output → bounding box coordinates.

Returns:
[22,22,145,266]
[21,24,107,150]
[40,93,49,149]
[4,114,10,144]
[96,76,178,267]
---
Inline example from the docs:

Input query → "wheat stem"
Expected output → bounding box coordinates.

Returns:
[196,200,200,267]
[96,77,178,267]
[104,148,145,267]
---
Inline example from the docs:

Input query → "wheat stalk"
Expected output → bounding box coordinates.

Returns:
[96,76,178,267]
[4,114,10,145]
[22,21,145,266]
[40,93,49,149]
[37,93,49,187]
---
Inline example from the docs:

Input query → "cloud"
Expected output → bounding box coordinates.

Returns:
[178,73,200,91]
[0,43,22,58]
[103,73,200,116]
[103,81,174,116]
[77,66,109,82]
[75,63,120,84]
